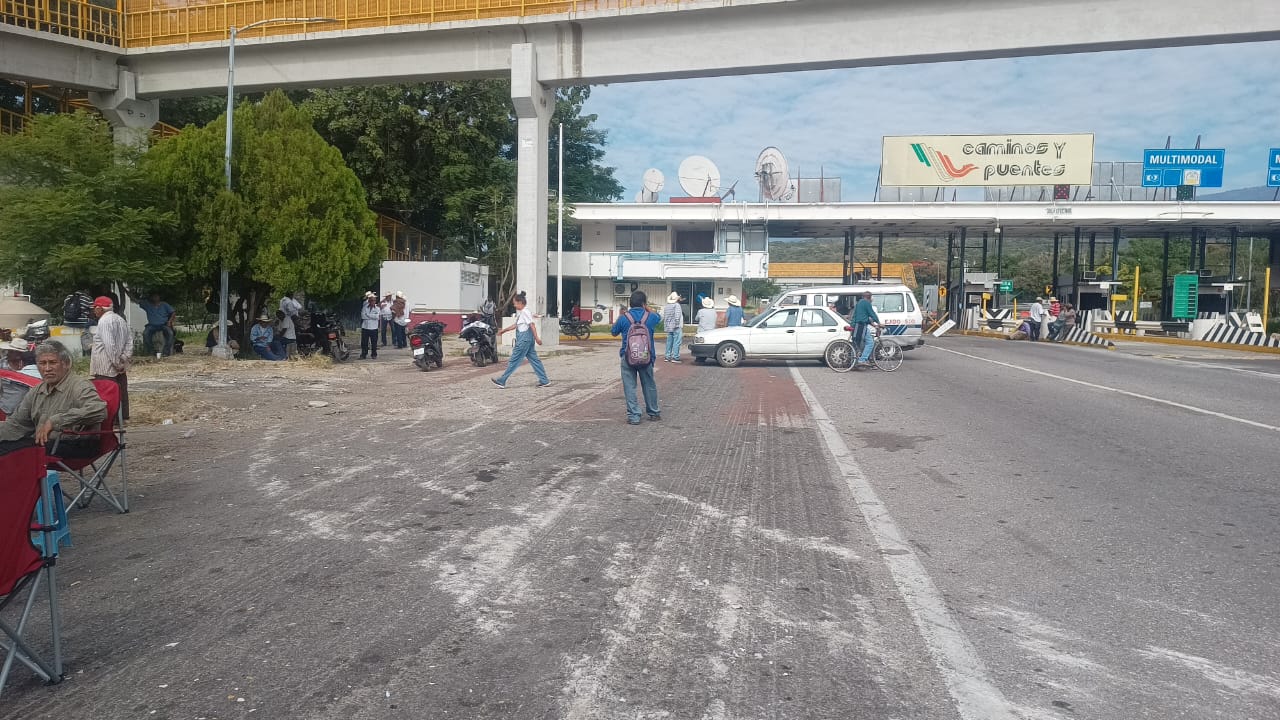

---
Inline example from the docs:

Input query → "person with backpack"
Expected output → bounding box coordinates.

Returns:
[611,290,661,425]
[492,291,551,388]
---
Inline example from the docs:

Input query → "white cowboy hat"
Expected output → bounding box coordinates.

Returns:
[725,295,741,307]
[667,291,680,304]
[364,291,375,298]
[395,290,405,299]
[701,297,714,309]
[0,338,27,352]
[257,313,272,322]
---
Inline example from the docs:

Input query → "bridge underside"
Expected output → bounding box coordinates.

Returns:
[4,0,1279,94]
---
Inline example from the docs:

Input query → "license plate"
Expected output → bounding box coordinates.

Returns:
[412,348,425,357]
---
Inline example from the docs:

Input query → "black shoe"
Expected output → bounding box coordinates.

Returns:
[359,355,367,360]
[538,381,552,388]
[647,414,661,422]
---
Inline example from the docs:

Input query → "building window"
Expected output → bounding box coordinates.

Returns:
[615,225,666,252]
[674,230,715,253]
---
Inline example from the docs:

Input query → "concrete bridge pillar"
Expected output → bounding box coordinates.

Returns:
[510,43,558,347]
[89,69,158,150]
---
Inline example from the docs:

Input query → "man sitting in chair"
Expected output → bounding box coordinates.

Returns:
[0,340,107,458]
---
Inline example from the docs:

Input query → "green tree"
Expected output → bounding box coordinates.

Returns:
[0,112,180,304]
[144,91,383,317]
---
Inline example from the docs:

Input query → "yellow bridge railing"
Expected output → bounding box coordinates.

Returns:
[378,214,442,262]
[2,0,122,45]
[3,0,683,48]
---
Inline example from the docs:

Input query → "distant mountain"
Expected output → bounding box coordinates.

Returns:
[1197,186,1280,201]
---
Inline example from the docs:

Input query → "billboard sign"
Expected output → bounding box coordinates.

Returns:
[881,134,1094,187]
[1268,148,1280,188]
[1141,149,1225,188]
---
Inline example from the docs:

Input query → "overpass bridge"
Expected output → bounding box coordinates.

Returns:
[4,0,1280,314]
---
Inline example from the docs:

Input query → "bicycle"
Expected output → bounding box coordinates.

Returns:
[825,325,903,373]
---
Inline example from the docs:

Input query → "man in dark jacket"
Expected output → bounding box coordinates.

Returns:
[610,290,662,425]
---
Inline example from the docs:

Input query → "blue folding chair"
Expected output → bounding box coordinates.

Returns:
[32,472,72,555]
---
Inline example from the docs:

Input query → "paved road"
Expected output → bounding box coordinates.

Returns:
[4,337,1277,719]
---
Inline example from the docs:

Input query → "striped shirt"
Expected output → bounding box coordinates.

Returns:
[661,302,683,331]
[90,311,132,377]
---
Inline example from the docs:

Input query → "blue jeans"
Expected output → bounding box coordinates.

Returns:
[664,327,683,360]
[855,323,875,362]
[496,330,548,385]
[391,322,407,348]
[620,356,659,422]
[144,324,174,356]
[253,342,285,361]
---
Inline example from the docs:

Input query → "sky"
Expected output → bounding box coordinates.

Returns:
[581,40,1280,202]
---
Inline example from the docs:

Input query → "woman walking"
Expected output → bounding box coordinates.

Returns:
[492,291,551,388]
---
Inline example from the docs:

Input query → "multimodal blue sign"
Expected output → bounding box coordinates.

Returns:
[1141,149,1225,188]
[1268,148,1280,188]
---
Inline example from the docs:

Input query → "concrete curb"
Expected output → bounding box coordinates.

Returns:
[960,329,1116,351]
[1097,333,1280,356]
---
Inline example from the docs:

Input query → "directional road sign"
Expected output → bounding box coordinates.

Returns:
[1141,149,1225,188]
[998,280,1013,293]
[1268,148,1280,188]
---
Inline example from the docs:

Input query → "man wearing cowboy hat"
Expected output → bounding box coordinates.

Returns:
[2,337,35,375]
[695,296,718,336]
[1028,296,1047,342]
[660,291,686,362]
[250,312,286,361]
[360,291,382,359]
[90,295,133,420]
[391,290,409,349]
[725,295,745,327]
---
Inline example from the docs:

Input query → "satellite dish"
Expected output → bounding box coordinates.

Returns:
[678,155,721,197]
[642,168,665,194]
[754,146,793,201]
[634,191,646,203]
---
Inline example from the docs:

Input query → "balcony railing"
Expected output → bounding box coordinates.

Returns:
[2,0,122,45]
[552,250,769,280]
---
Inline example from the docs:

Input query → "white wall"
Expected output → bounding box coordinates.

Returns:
[380,261,490,311]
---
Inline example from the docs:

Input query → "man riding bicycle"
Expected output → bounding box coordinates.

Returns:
[850,290,880,368]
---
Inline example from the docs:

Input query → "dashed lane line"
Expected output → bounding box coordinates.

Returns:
[789,367,1022,720]
[930,345,1280,434]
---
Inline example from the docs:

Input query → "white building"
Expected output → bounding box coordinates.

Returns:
[554,203,770,324]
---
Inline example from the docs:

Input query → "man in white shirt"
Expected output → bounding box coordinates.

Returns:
[90,296,133,420]
[1027,297,1046,342]
[359,292,381,360]
[378,293,393,347]
[279,291,302,320]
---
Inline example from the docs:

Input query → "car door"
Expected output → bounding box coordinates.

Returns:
[747,308,799,355]
[794,308,843,355]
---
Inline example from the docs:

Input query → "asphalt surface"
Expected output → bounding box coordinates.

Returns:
[3,336,1278,719]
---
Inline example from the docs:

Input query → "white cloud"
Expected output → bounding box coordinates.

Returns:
[584,41,1280,200]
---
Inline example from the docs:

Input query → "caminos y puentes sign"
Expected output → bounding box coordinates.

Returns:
[880,134,1095,187]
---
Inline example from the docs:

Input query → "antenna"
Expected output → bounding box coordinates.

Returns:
[678,155,721,197]
[639,168,665,203]
[754,146,794,201]
[720,180,738,201]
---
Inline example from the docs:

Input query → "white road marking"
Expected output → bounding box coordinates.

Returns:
[930,345,1280,434]
[789,367,1022,720]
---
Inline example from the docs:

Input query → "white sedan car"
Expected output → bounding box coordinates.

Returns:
[689,305,852,368]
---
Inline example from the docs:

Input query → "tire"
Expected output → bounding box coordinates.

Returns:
[825,339,856,373]
[577,327,591,341]
[416,358,430,372]
[715,342,744,368]
[874,340,903,372]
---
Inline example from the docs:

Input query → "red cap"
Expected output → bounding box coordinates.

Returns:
[93,296,113,308]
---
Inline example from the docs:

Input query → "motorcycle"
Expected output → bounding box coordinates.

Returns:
[459,314,498,367]
[559,304,592,340]
[298,310,351,363]
[410,320,445,371]
[20,320,50,351]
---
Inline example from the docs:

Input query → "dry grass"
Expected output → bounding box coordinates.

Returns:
[129,388,218,426]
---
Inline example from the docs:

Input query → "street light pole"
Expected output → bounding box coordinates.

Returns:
[214,16,335,359]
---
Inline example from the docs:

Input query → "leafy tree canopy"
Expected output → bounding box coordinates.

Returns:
[0,112,180,300]
[144,91,384,305]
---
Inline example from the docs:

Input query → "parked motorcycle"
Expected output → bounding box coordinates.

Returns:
[410,320,446,371]
[559,305,592,340]
[459,314,498,367]
[298,310,351,363]
[20,320,50,351]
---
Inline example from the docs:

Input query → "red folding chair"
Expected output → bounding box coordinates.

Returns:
[0,445,65,695]
[47,379,128,514]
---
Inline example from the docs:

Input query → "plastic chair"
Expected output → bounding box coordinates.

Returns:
[47,379,128,514]
[0,445,64,695]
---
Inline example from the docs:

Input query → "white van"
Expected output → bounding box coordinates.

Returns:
[769,283,925,350]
